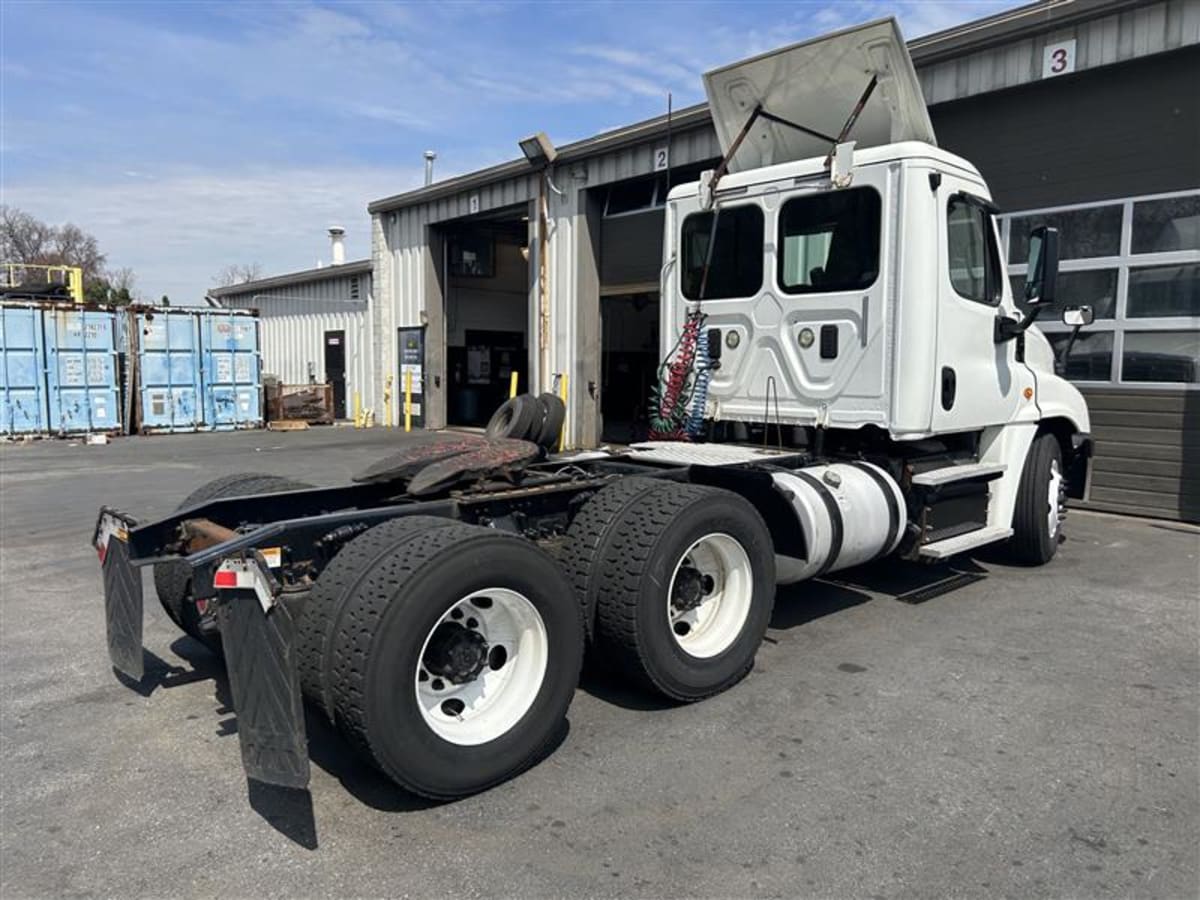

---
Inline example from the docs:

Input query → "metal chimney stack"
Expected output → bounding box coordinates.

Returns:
[328,226,346,266]
[424,150,437,186]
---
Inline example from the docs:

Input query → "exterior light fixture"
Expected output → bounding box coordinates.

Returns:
[518,132,557,166]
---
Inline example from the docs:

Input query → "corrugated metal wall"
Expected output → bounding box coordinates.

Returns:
[1080,388,1200,521]
[221,274,373,415]
[373,125,721,441]
[919,0,1200,105]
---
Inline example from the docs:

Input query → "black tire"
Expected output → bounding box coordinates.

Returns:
[559,477,668,638]
[534,393,566,449]
[584,481,776,701]
[485,394,542,441]
[320,518,584,798]
[1008,433,1065,566]
[153,473,312,652]
[296,515,460,720]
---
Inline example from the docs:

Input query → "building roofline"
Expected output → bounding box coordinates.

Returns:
[208,259,371,297]
[367,0,1149,216]
[908,0,1145,65]
[367,104,711,214]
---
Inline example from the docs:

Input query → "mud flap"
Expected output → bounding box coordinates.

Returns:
[215,560,310,790]
[95,508,144,680]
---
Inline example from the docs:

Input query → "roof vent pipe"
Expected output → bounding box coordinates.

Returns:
[328,226,346,266]
[424,150,437,186]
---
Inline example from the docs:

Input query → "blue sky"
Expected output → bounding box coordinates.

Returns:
[2,0,1015,301]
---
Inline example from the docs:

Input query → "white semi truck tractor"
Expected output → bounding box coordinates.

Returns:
[93,19,1092,801]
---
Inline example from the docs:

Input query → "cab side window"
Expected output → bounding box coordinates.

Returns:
[947,195,1002,305]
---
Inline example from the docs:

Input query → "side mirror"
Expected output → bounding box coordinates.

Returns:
[1023,225,1060,306]
[1062,306,1093,327]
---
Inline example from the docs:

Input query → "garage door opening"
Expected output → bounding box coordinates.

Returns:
[442,212,530,427]
[601,292,659,443]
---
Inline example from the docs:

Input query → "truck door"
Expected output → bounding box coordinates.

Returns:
[932,182,1022,431]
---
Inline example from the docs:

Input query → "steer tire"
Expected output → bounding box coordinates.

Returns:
[322,519,584,798]
[587,481,776,701]
[153,473,312,653]
[1008,433,1065,566]
[485,394,542,442]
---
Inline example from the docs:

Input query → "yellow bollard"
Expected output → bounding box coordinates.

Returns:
[557,373,569,452]
[404,370,413,432]
[352,391,362,428]
[384,376,393,428]
[509,370,519,400]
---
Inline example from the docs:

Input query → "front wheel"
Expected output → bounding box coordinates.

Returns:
[1008,433,1065,565]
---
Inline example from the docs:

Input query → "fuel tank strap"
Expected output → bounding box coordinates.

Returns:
[790,470,843,576]
[848,461,901,554]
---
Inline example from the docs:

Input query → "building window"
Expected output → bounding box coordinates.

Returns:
[680,205,763,300]
[1001,188,1200,388]
[778,187,881,295]
[948,194,1002,306]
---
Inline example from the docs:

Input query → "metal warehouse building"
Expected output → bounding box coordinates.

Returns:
[211,230,372,422]
[359,0,1198,521]
[236,0,1196,520]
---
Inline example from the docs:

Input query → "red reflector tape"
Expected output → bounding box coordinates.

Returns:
[213,570,239,589]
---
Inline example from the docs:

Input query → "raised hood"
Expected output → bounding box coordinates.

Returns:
[703,18,935,172]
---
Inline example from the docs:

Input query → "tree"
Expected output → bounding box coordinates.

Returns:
[1,205,134,302]
[213,263,263,287]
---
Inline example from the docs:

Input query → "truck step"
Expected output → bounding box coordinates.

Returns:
[919,525,1013,560]
[911,461,1006,487]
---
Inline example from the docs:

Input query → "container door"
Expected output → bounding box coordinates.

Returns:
[201,313,262,429]
[324,330,346,419]
[138,311,202,431]
[0,305,48,435]
[45,309,121,434]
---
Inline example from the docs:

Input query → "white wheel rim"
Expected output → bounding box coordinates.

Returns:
[414,588,548,746]
[666,532,754,659]
[1047,458,1064,539]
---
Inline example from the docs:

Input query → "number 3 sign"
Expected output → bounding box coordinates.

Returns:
[1042,39,1076,78]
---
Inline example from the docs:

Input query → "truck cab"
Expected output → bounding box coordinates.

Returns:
[659,18,1092,558]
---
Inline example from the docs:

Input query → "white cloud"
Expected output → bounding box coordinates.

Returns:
[3,164,424,302]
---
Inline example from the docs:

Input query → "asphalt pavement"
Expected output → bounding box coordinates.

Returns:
[1,428,1197,898]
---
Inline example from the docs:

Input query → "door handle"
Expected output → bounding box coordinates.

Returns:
[941,367,957,411]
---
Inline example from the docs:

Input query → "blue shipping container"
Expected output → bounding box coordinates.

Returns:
[0,304,49,435]
[137,310,204,432]
[43,308,121,433]
[199,312,261,429]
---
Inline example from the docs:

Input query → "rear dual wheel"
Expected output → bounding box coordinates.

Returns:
[299,517,583,798]
[564,480,776,701]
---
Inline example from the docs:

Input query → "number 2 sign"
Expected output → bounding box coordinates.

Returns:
[1042,39,1076,78]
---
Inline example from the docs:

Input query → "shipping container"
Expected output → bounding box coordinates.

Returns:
[42,308,121,434]
[136,310,204,432]
[198,312,261,429]
[0,304,49,435]
[134,308,262,432]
